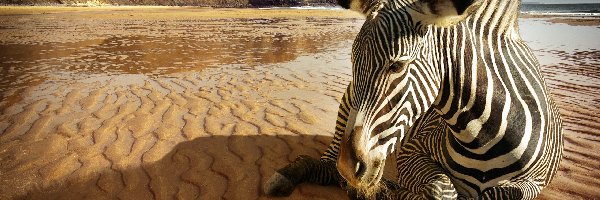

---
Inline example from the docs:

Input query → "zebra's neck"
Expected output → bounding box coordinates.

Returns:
[466,0,522,37]
[429,9,548,150]
[386,0,521,36]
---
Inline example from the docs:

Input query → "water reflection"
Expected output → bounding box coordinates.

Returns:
[0,16,360,109]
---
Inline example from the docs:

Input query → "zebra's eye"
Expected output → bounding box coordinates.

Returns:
[389,57,411,73]
[389,62,404,73]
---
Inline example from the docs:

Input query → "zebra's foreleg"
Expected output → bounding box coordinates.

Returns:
[479,179,541,200]
[396,145,458,200]
[390,111,459,200]
[265,89,354,196]
[264,155,341,196]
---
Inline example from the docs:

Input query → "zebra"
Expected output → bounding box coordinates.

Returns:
[264,0,563,199]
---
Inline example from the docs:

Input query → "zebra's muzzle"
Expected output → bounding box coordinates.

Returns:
[337,126,386,190]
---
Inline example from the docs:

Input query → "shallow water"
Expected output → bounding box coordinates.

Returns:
[0,13,361,111]
[0,7,598,200]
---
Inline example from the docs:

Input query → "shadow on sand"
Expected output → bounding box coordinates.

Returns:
[19,134,350,200]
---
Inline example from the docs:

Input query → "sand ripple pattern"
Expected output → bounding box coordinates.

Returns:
[0,53,356,199]
[536,49,600,200]
[0,8,361,200]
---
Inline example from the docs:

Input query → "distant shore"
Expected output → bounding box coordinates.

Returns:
[2,5,599,27]
[0,0,338,7]
[1,4,599,19]
[520,13,600,26]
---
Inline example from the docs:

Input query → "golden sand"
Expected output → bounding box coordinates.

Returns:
[0,7,362,199]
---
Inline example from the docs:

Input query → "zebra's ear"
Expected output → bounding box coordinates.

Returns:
[411,0,481,27]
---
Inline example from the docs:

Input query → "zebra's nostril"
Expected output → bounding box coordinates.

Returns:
[354,160,366,178]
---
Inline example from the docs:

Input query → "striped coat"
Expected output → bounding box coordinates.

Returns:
[265,0,563,199]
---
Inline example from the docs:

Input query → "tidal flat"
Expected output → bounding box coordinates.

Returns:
[0,6,598,199]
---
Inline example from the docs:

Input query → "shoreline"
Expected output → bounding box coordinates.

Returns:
[520,13,600,26]
[2,6,600,23]
[0,2,338,7]
[0,6,363,19]
[1,5,599,17]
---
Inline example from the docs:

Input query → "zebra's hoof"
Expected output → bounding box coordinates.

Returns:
[264,172,295,196]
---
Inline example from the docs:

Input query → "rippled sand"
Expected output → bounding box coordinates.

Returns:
[0,7,598,199]
[0,7,364,199]
[520,17,600,200]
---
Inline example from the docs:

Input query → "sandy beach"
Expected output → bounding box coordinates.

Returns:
[518,15,600,200]
[0,7,598,200]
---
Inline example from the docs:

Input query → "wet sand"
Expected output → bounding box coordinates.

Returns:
[0,7,598,200]
[519,16,600,200]
[0,6,362,200]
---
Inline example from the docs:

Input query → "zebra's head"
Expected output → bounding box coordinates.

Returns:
[335,0,482,195]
